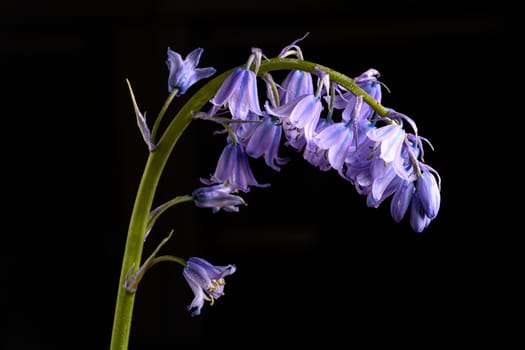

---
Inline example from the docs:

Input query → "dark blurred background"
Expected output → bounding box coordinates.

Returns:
[3,0,504,348]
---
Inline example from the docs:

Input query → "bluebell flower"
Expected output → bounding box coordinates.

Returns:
[409,194,432,233]
[332,69,382,123]
[244,115,289,171]
[355,68,382,102]
[367,160,398,207]
[166,47,216,96]
[192,183,247,213]
[201,140,270,192]
[266,93,323,147]
[279,69,314,105]
[390,179,415,223]
[387,159,440,232]
[210,67,263,121]
[340,138,376,194]
[303,117,332,171]
[367,123,408,180]
[415,165,441,219]
[271,71,314,150]
[408,167,441,232]
[315,97,369,173]
[183,257,236,316]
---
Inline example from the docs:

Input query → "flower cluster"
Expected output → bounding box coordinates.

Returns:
[127,38,442,320]
[188,40,441,232]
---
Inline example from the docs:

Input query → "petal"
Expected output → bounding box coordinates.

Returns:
[184,67,217,90]
[315,123,348,149]
[390,180,414,222]
[185,47,204,67]
[409,197,431,233]
[212,143,236,183]
[416,170,441,219]
[210,68,243,106]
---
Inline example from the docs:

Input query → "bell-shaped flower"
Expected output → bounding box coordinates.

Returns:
[210,67,263,121]
[388,164,440,231]
[355,68,382,102]
[183,257,236,316]
[315,97,368,173]
[244,115,289,171]
[332,68,383,122]
[166,47,216,96]
[192,183,247,213]
[303,118,332,171]
[279,69,314,105]
[201,140,270,192]
[409,195,432,233]
[366,159,402,208]
[390,179,415,223]
[266,94,323,146]
[416,165,441,219]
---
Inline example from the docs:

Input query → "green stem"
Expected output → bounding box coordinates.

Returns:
[147,195,193,231]
[109,69,232,350]
[151,88,179,143]
[124,231,175,293]
[257,58,390,118]
[149,255,187,268]
[110,57,391,350]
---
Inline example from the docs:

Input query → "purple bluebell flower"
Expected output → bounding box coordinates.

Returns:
[272,71,314,150]
[201,140,270,192]
[415,165,441,219]
[332,69,382,123]
[366,158,409,208]
[315,97,368,172]
[408,166,441,232]
[266,94,323,146]
[341,137,376,193]
[367,123,408,181]
[409,194,432,233]
[166,47,216,96]
[192,183,247,213]
[243,115,289,171]
[303,117,333,171]
[279,69,314,104]
[210,67,263,121]
[386,160,440,231]
[355,69,382,102]
[183,257,236,316]
[390,179,415,223]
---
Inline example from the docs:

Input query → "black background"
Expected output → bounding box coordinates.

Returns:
[3,1,504,348]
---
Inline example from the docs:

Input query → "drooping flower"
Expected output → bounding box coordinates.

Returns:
[332,68,383,123]
[166,47,216,96]
[192,183,247,213]
[201,140,270,192]
[279,69,314,105]
[209,67,263,121]
[415,164,441,220]
[183,257,236,316]
[390,179,415,223]
[387,161,440,232]
[315,97,370,173]
[266,93,323,146]
[303,117,333,171]
[244,115,289,171]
